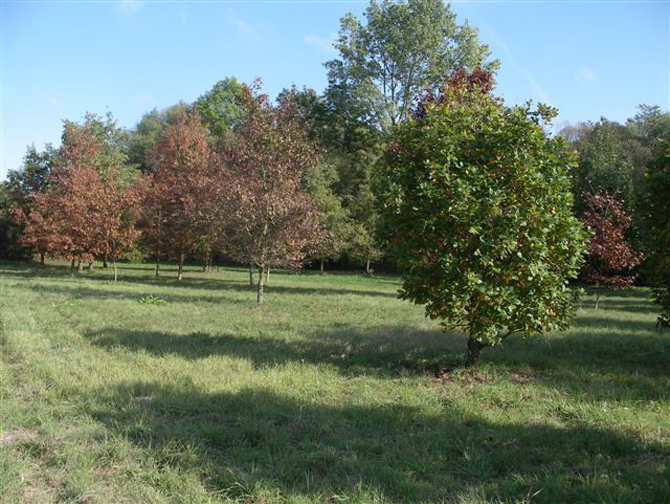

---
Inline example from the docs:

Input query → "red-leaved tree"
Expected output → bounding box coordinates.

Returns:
[143,109,217,280]
[21,125,107,271]
[581,189,643,308]
[221,84,321,302]
[20,124,140,278]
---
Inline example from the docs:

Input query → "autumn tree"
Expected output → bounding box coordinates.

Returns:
[222,85,321,302]
[20,125,111,271]
[377,71,588,365]
[96,181,141,282]
[144,109,216,280]
[580,190,642,308]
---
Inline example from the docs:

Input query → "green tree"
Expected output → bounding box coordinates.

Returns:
[0,144,56,261]
[326,0,498,135]
[377,72,588,365]
[127,103,189,173]
[194,77,247,140]
[641,140,670,327]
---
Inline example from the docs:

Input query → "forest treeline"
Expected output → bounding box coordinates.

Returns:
[0,0,668,319]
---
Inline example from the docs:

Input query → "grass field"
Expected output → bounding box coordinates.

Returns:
[0,261,668,504]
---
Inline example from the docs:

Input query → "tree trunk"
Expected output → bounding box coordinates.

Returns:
[155,256,160,277]
[113,258,118,282]
[320,259,324,274]
[594,281,601,310]
[365,256,371,275]
[249,264,255,286]
[266,266,270,284]
[70,258,75,276]
[77,259,83,273]
[39,251,45,265]
[208,257,213,271]
[89,261,94,271]
[178,254,184,281]
[103,254,108,268]
[465,338,486,367]
[257,265,265,303]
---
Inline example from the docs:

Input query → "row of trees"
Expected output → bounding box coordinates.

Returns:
[0,0,668,341]
[9,86,323,303]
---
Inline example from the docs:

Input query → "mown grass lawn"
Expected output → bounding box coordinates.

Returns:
[1,261,668,504]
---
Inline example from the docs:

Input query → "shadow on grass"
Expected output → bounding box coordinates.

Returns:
[90,383,670,504]
[85,325,463,377]
[85,311,670,401]
[0,263,399,299]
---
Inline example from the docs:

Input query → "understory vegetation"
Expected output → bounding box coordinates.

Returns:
[1,261,668,504]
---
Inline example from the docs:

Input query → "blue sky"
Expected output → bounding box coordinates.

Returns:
[1,0,668,180]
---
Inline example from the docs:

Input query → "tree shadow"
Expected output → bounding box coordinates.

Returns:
[89,383,670,504]
[26,283,250,306]
[0,263,399,299]
[84,325,463,377]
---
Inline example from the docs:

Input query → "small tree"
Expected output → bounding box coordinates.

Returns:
[222,84,321,303]
[97,180,140,282]
[641,141,670,327]
[377,70,588,365]
[145,109,215,280]
[21,124,108,271]
[580,189,642,308]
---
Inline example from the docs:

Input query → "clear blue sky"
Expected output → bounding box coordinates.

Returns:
[1,0,668,180]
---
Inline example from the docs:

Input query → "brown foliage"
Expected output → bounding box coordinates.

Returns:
[20,124,139,272]
[581,189,642,288]
[220,84,321,300]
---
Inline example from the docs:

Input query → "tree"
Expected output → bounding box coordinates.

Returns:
[580,190,643,309]
[127,103,189,173]
[20,125,110,271]
[194,77,247,140]
[1,144,56,261]
[144,109,215,280]
[326,0,498,135]
[306,160,352,272]
[568,120,639,215]
[640,141,670,327]
[96,180,140,282]
[279,84,384,272]
[222,84,321,303]
[377,70,588,365]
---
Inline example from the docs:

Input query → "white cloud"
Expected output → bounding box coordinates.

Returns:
[227,14,258,43]
[576,68,596,83]
[304,33,337,54]
[117,0,144,13]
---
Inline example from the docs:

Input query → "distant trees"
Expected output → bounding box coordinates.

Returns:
[641,141,670,327]
[580,190,642,308]
[221,86,321,303]
[1,144,55,262]
[378,70,588,365]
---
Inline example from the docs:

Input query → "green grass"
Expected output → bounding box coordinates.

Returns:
[0,261,668,504]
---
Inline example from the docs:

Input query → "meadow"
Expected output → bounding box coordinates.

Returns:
[0,261,668,504]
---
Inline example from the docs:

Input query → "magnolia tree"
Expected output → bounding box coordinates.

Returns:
[222,85,321,303]
[144,109,217,280]
[377,70,588,365]
[580,189,642,308]
[641,141,670,327]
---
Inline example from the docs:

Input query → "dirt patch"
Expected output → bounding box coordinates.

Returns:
[0,428,38,445]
